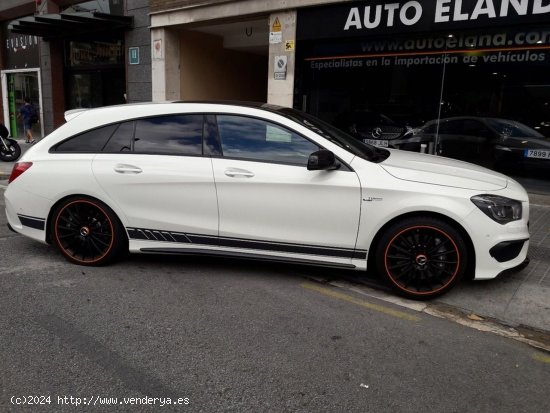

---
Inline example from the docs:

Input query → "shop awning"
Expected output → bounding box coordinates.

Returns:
[8,12,133,39]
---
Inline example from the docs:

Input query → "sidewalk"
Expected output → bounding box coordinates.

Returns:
[1,142,549,334]
[435,201,550,334]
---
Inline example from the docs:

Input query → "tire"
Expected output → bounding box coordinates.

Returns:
[0,138,21,162]
[51,197,126,266]
[375,216,467,300]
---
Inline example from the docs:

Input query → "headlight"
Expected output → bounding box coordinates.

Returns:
[471,195,522,224]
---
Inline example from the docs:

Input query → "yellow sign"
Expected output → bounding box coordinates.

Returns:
[272,17,282,32]
[285,40,295,51]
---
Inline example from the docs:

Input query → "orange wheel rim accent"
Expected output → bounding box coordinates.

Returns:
[54,200,114,264]
[384,225,460,296]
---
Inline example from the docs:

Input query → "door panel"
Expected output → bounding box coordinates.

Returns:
[212,158,361,252]
[92,154,218,236]
[211,113,362,258]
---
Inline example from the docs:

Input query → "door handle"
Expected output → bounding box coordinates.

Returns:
[224,168,255,178]
[114,164,142,174]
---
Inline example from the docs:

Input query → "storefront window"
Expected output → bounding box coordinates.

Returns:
[296,4,550,185]
[60,1,126,109]
[66,68,125,108]
[64,39,125,109]
[2,21,42,139]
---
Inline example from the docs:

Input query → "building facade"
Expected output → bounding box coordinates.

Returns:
[149,0,550,178]
[2,0,549,179]
[1,0,151,137]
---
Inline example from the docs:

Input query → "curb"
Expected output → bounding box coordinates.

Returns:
[529,192,550,206]
[307,276,550,353]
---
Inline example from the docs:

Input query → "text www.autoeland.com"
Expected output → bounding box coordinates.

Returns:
[360,29,550,54]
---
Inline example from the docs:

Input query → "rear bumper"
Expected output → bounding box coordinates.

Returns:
[4,186,50,244]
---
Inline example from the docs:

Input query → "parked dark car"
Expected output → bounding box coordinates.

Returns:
[332,111,411,148]
[411,117,550,172]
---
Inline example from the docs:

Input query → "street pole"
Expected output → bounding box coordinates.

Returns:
[434,35,453,155]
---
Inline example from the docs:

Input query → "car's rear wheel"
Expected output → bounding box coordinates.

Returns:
[51,197,126,265]
[375,217,467,299]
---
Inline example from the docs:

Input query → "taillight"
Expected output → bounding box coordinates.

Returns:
[8,162,33,184]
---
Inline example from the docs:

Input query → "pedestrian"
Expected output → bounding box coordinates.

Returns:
[17,97,37,144]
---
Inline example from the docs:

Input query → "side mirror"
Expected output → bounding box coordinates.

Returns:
[307,149,340,171]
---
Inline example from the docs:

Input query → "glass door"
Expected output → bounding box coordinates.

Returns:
[3,71,41,140]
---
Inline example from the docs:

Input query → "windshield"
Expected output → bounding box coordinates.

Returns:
[486,118,544,138]
[271,106,390,163]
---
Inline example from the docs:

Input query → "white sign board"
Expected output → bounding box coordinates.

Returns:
[274,55,287,80]
[269,31,282,44]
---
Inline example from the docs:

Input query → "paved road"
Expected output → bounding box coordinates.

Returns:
[1,186,549,412]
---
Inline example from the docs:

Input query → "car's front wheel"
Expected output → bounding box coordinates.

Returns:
[375,216,467,299]
[51,197,126,265]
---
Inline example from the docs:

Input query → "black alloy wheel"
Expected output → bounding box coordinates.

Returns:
[375,217,467,299]
[51,197,126,265]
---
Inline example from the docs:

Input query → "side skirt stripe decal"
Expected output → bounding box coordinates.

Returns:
[127,227,367,260]
[140,248,357,269]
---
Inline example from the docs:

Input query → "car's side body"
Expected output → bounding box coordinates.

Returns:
[5,103,530,298]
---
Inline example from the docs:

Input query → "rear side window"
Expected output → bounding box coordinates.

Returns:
[54,124,118,152]
[133,115,203,156]
[103,121,134,152]
[54,115,204,155]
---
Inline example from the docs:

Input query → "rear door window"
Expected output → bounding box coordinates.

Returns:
[103,121,134,152]
[133,115,204,156]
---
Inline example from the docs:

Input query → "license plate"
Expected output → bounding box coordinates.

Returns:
[524,149,550,159]
[365,139,389,148]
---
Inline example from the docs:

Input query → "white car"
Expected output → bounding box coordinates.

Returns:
[4,102,530,299]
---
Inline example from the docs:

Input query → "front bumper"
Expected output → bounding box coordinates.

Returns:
[496,256,530,278]
[465,206,530,280]
[490,239,529,263]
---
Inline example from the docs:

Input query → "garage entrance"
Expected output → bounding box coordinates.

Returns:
[181,18,269,102]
